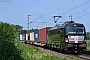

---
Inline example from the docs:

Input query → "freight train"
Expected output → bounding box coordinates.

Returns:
[15,20,87,53]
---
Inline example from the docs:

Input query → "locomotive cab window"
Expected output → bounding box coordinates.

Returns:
[76,27,84,33]
[66,24,85,35]
[67,27,85,34]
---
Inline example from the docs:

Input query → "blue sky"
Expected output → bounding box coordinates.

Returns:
[0,0,90,31]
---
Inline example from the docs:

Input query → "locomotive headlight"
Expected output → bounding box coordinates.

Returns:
[65,38,68,42]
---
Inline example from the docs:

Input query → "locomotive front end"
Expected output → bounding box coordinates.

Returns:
[65,23,86,53]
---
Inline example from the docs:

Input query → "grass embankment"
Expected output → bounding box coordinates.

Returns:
[15,41,66,60]
[86,40,90,49]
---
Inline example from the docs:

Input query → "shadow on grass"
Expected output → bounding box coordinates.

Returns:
[0,40,24,60]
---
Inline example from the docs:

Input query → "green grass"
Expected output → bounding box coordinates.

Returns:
[15,41,66,60]
[86,40,90,49]
[11,40,90,60]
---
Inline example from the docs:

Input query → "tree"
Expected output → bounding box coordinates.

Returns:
[20,30,27,34]
[11,24,23,34]
[0,22,23,60]
[14,25,23,31]
[0,22,15,40]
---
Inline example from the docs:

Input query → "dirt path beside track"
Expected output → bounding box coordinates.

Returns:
[37,47,81,60]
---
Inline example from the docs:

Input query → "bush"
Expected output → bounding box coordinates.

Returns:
[0,22,23,60]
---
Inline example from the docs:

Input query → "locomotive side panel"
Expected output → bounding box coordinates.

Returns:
[48,28,60,42]
[47,27,66,49]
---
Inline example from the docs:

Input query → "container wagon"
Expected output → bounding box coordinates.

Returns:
[33,27,49,46]
[30,32,34,44]
[20,34,26,43]
[26,33,30,44]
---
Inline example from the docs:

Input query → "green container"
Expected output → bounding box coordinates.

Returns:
[15,34,20,40]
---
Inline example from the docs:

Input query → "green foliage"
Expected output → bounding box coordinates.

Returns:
[86,40,90,49]
[0,22,23,60]
[48,34,60,42]
[49,29,60,35]
[20,30,27,34]
[20,29,37,34]
[11,24,23,34]
[14,25,23,31]
[86,32,90,40]
[48,29,60,42]
[0,22,14,40]
[15,41,66,60]
[30,29,37,33]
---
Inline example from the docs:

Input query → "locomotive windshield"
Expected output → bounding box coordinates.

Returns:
[66,24,85,35]
[67,27,84,34]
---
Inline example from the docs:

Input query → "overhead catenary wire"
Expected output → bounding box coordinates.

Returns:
[38,0,74,24]
[73,12,90,19]
[45,17,53,22]
[45,0,90,26]
[70,7,90,19]
[31,0,74,25]
[43,0,74,17]
[61,6,90,20]
[31,0,90,29]
[32,0,90,23]
[44,0,90,24]
[60,0,90,15]
[67,7,90,15]
[61,17,67,21]
[30,15,42,23]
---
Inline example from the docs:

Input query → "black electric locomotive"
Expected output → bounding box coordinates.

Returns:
[46,20,86,53]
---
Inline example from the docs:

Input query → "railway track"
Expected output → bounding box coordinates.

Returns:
[26,43,90,60]
[78,50,90,60]
[78,54,90,60]
[70,53,90,60]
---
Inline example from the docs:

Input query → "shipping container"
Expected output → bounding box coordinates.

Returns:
[20,34,22,40]
[15,34,20,40]
[30,32,34,41]
[26,33,30,40]
[39,27,49,42]
[22,34,26,40]
[34,29,39,42]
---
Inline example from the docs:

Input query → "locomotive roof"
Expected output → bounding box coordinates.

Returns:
[60,21,84,28]
[48,21,84,30]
